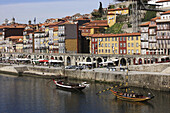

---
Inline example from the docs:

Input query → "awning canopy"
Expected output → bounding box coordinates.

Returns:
[48,60,63,63]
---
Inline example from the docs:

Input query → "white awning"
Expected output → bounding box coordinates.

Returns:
[78,62,96,65]
[113,59,119,62]
[48,60,63,63]
[16,58,31,61]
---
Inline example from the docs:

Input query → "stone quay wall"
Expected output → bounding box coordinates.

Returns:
[129,63,170,72]
[27,67,170,91]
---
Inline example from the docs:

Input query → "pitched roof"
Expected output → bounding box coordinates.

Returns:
[108,8,128,11]
[91,33,141,38]
[150,17,161,21]
[139,22,150,26]
[161,10,170,15]
[7,36,23,40]
[156,0,170,3]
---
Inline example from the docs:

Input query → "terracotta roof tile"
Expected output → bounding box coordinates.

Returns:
[151,17,161,21]
[156,0,170,3]
[139,22,150,26]
[108,8,128,11]
[7,36,23,40]
[161,10,170,15]
[91,33,141,38]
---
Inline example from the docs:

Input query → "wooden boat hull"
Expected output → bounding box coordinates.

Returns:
[110,90,153,102]
[56,85,86,91]
[53,80,86,92]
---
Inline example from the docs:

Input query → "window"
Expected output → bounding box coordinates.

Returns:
[115,43,117,47]
[105,49,107,53]
[115,37,117,41]
[128,49,130,54]
[136,49,139,53]
[123,37,126,41]
[112,37,114,41]
[132,43,134,47]
[120,43,122,47]
[105,43,107,47]
[131,50,134,54]
[108,43,110,47]
[92,38,94,42]
[120,37,122,41]
[124,49,126,54]
[108,49,110,53]
[108,38,110,41]
[112,43,114,47]
[128,43,130,47]
[105,38,107,41]
[102,49,103,53]
[102,44,103,47]
[99,49,101,53]
[123,43,126,47]
[136,36,138,40]
[128,37,130,41]
[120,49,122,54]
[115,49,117,53]
[136,43,139,47]
[131,36,133,40]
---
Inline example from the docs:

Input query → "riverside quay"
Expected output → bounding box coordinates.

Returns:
[1,52,169,67]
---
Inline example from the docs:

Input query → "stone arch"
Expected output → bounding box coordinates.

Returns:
[133,58,137,65]
[97,57,103,67]
[28,55,31,59]
[51,56,54,59]
[114,58,119,66]
[45,56,49,60]
[138,58,142,65]
[59,56,63,61]
[67,56,71,66]
[120,58,126,66]
[86,57,91,62]
[39,56,43,59]
[127,58,131,65]
[55,57,58,60]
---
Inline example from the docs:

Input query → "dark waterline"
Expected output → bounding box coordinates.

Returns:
[0,75,169,113]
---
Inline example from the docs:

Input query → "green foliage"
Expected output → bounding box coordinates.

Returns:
[91,2,103,19]
[142,11,156,22]
[105,23,124,34]
[108,5,115,9]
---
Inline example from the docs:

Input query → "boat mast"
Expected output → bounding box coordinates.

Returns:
[125,63,129,92]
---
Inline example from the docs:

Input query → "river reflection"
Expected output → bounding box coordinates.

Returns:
[0,75,169,113]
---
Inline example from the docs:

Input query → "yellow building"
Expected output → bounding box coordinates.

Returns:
[91,33,141,55]
[126,34,141,55]
[107,8,129,27]
[80,20,109,53]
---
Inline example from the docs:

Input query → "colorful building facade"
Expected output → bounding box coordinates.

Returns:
[91,33,141,55]
[107,8,129,27]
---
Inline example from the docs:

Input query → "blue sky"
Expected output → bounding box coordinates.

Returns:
[0,0,117,24]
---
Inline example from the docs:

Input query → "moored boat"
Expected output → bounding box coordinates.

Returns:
[110,89,154,102]
[53,79,86,91]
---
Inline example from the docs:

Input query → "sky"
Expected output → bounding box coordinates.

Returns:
[0,0,117,24]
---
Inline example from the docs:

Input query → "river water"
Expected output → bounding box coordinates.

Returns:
[0,75,169,113]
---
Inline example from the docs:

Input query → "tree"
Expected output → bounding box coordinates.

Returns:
[98,2,103,18]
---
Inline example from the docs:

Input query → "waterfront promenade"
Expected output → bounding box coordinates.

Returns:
[0,62,169,91]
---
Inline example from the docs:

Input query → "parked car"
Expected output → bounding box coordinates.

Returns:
[75,66,83,70]
[65,65,76,69]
